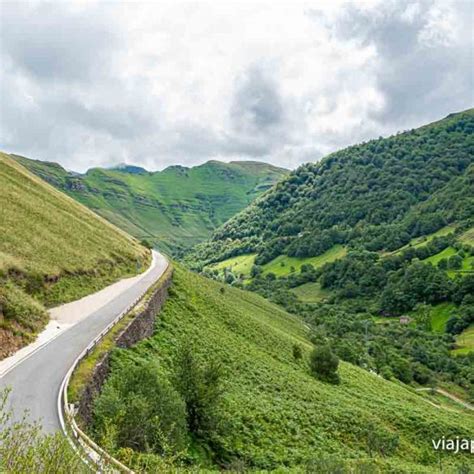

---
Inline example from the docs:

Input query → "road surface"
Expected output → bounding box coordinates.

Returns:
[0,250,168,433]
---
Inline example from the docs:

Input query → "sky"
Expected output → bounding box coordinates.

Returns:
[0,0,473,172]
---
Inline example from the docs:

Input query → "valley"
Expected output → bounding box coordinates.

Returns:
[1,2,473,472]
[1,110,473,473]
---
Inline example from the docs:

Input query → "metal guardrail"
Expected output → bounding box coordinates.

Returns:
[58,255,170,473]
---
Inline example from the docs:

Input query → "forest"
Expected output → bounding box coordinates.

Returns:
[187,110,474,268]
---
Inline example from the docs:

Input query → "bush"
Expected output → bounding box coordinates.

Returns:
[0,389,87,473]
[364,423,400,457]
[309,345,340,384]
[292,343,303,361]
[92,361,187,455]
[140,238,153,249]
[390,356,413,384]
[250,265,262,278]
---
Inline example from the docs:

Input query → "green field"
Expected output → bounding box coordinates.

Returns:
[207,245,347,280]
[408,302,456,333]
[385,226,456,256]
[423,246,474,276]
[0,153,147,358]
[91,266,473,472]
[459,227,474,244]
[452,325,474,355]
[290,281,332,303]
[208,253,257,277]
[14,156,288,254]
[430,303,456,333]
[262,245,347,276]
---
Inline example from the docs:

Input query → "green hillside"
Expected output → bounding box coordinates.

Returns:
[89,266,473,472]
[187,109,473,267]
[0,152,148,359]
[186,111,474,408]
[13,156,288,254]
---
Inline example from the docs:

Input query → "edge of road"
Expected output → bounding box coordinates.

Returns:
[0,251,159,379]
[57,252,170,473]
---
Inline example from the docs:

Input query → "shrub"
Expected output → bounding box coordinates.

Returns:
[92,361,187,455]
[364,423,400,457]
[292,343,303,361]
[0,389,87,473]
[309,345,340,384]
[140,238,153,249]
[250,265,262,278]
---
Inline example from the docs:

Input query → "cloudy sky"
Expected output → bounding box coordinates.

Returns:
[0,0,472,172]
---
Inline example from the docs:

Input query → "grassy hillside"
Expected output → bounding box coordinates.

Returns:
[186,111,473,405]
[13,156,288,254]
[452,325,474,356]
[90,267,473,472]
[187,109,473,267]
[0,152,148,358]
[207,245,347,281]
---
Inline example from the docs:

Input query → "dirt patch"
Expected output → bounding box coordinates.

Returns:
[0,327,25,360]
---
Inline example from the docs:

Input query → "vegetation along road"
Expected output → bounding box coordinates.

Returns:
[0,250,168,433]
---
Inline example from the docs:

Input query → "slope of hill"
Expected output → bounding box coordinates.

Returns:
[0,152,148,358]
[88,266,473,472]
[13,156,288,254]
[187,109,473,267]
[185,110,474,405]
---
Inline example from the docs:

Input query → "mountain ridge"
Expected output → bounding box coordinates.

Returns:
[11,156,289,254]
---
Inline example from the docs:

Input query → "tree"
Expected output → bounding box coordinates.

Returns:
[448,254,463,270]
[390,356,413,384]
[225,272,235,284]
[0,389,88,473]
[250,265,262,278]
[437,258,448,270]
[174,345,225,438]
[309,345,340,384]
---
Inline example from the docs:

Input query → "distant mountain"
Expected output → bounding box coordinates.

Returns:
[12,157,288,253]
[110,163,148,174]
[0,152,147,359]
[187,109,474,267]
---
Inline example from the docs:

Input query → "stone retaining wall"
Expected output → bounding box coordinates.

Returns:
[76,267,173,425]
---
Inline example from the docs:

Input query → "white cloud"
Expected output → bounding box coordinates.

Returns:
[0,0,472,172]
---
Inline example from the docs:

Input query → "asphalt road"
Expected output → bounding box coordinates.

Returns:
[0,250,168,433]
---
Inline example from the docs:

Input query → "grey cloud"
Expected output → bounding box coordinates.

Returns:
[1,2,118,83]
[0,1,472,173]
[230,67,284,133]
[332,1,474,125]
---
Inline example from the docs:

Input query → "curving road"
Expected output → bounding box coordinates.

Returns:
[0,250,168,433]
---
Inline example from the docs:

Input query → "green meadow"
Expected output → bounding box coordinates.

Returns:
[452,325,474,356]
